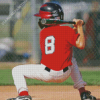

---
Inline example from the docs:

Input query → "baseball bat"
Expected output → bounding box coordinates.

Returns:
[41,19,85,25]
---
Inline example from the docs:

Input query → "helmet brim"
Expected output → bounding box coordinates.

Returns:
[34,13,41,17]
[34,13,52,19]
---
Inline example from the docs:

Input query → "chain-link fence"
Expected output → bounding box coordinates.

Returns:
[0,0,100,67]
[0,0,32,62]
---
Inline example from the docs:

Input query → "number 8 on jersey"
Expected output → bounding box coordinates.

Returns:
[45,36,55,54]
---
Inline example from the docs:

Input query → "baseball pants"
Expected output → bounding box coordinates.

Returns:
[12,58,86,94]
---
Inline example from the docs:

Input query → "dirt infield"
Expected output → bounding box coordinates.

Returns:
[0,86,100,100]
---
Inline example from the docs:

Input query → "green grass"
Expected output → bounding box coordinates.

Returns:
[81,71,100,85]
[0,69,100,86]
[0,69,13,85]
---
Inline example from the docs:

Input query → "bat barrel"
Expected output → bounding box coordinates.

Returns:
[41,19,65,24]
[41,19,47,24]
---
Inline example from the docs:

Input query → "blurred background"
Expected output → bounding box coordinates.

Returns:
[0,0,100,67]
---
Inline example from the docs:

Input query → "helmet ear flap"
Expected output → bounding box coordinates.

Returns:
[38,19,45,29]
[60,14,64,20]
[38,19,49,29]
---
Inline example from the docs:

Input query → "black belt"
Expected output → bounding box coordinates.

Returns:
[45,67,68,73]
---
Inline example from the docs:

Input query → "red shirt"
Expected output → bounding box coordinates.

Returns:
[40,25,79,71]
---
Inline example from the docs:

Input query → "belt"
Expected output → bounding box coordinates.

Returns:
[45,67,68,73]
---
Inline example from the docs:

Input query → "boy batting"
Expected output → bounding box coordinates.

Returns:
[7,2,96,100]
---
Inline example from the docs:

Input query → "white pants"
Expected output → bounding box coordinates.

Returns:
[12,58,86,93]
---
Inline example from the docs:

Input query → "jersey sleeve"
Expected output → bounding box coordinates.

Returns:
[66,27,80,47]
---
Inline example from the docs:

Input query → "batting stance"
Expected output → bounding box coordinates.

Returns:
[7,2,96,100]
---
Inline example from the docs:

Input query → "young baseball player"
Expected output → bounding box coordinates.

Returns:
[7,2,96,100]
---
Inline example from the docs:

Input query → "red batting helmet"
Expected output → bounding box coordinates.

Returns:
[34,2,64,20]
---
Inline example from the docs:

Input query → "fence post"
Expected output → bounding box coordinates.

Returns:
[30,0,41,64]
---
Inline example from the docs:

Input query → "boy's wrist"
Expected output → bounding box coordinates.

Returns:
[77,25,83,28]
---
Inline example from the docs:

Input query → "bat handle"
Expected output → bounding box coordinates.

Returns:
[73,21,85,25]
[68,21,76,24]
